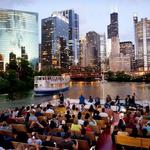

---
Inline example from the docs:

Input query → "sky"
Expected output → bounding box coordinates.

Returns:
[0,0,150,43]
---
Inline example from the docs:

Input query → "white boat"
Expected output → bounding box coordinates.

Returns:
[34,75,70,96]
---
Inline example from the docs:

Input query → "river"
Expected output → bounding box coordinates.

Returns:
[0,81,150,110]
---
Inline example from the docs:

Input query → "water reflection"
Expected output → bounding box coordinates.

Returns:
[0,81,150,110]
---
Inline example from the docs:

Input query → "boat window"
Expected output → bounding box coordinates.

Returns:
[34,84,38,88]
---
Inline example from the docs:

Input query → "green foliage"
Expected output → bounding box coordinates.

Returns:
[106,71,131,82]
[105,71,150,82]
[38,66,61,76]
[0,58,34,96]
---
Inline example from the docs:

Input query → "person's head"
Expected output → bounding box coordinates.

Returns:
[142,128,148,137]
[50,120,56,129]
[47,104,51,109]
[15,107,19,111]
[77,112,82,119]
[67,110,70,115]
[102,108,105,112]
[94,110,99,115]
[85,113,90,119]
[74,119,78,124]
[72,104,76,111]
[83,121,89,127]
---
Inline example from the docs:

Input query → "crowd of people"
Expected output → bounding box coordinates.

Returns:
[0,93,149,150]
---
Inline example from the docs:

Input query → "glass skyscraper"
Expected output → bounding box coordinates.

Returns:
[0,9,38,67]
[41,12,69,68]
[134,17,150,71]
[57,10,79,64]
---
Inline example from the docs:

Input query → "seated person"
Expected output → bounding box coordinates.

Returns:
[93,110,101,120]
[71,120,82,132]
[99,108,108,118]
[95,97,100,106]
[79,94,85,105]
[59,132,78,150]
[104,95,112,108]
[42,136,55,147]
[79,128,90,146]
[65,110,72,123]
[141,128,150,138]
[27,132,42,145]
[0,121,12,132]
[129,127,139,137]
[88,96,93,103]
[28,121,44,134]
[144,121,150,132]
[60,124,69,138]
[83,121,92,132]
[117,125,128,136]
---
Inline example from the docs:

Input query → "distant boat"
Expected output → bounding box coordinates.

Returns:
[34,75,70,96]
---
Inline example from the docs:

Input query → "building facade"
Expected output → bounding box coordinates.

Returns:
[41,12,69,69]
[0,9,38,68]
[86,31,100,67]
[134,17,150,71]
[108,12,131,72]
[79,37,87,67]
[120,41,135,71]
[107,12,119,39]
[57,10,79,64]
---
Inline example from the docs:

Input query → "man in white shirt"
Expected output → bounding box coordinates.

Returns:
[99,108,108,117]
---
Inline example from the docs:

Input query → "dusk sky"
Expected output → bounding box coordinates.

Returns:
[0,0,150,43]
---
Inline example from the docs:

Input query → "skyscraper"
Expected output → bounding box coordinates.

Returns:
[79,37,87,67]
[133,17,150,71]
[100,34,107,62]
[107,12,119,39]
[108,12,131,72]
[107,12,120,56]
[41,12,69,69]
[0,9,38,68]
[86,31,100,67]
[57,10,79,64]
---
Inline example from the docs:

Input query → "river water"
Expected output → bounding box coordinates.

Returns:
[0,81,150,110]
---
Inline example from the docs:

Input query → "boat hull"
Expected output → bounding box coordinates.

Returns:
[34,87,69,96]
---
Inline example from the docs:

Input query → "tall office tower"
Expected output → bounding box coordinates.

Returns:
[100,34,107,61]
[120,41,135,71]
[79,37,87,67]
[133,14,138,60]
[86,31,100,67]
[100,34,107,71]
[108,12,131,72]
[0,9,38,68]
[41,12,69,69]
[108,12,119,38]
[57,10,79,64]
[21,46,28,60]
[134,17,150,71]
[107,12,120,55]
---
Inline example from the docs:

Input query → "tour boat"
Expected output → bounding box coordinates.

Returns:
[34,75,70,96]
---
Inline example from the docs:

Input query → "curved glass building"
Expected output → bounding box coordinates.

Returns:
[0,9,38,66]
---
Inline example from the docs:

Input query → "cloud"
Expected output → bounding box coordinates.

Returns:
[0,0,36,8]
